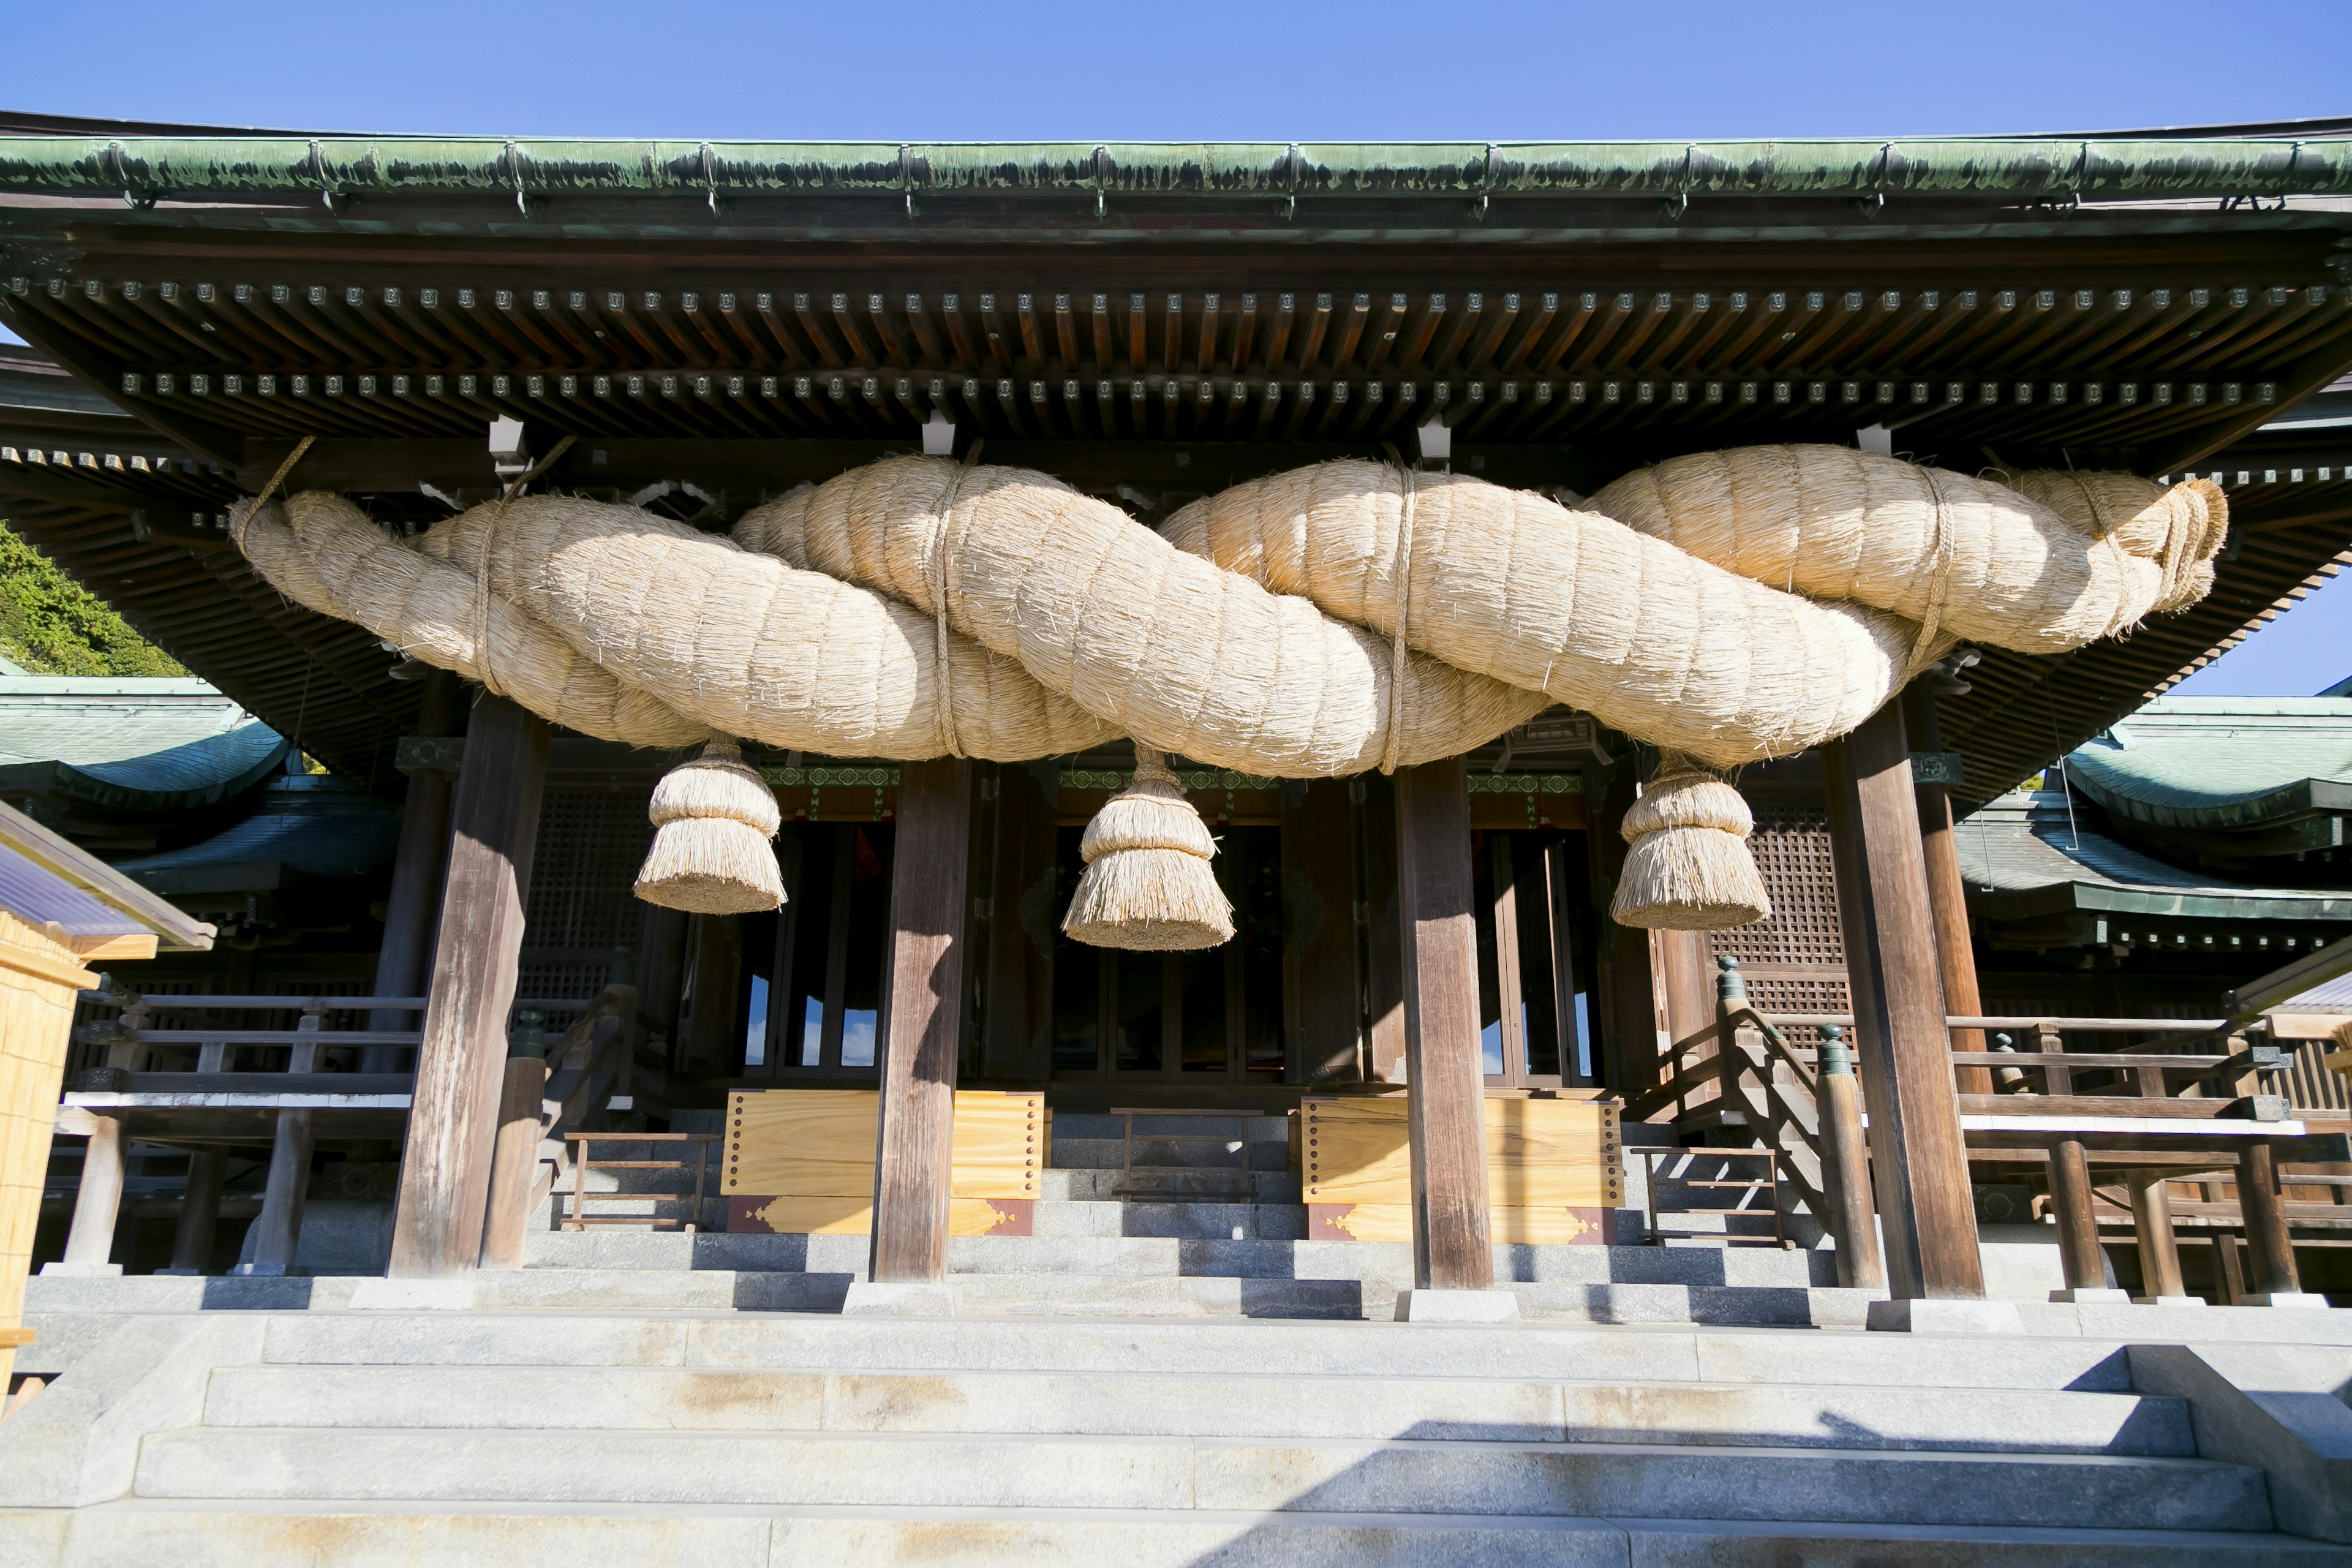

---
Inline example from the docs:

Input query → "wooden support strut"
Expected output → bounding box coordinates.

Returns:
[1814,1027,1887,1291]
[165,1148,225,1275]
[2236,1142,2303,1300]
[2128,1169,2187,1300]
[388,695,550,1279]
[1904,682,1992,1096]
[868,757,973,1285]
[1823,701,1986,1300]
[1394,757,1494,1292]
[54,1112,126,1273]
[2049,1138,2106,1292]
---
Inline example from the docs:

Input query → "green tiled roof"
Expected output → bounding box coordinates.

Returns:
[118,774,400,894]
[0,674,288,810]
[2064,697,2352,832]
[1952,790,2352,924]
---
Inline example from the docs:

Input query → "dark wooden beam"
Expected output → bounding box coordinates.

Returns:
[1359,773,1406,1084]
[1281,777,1363,1084]
[1586,760,1664,1101]
[365,671,464,1069]
[388,694,549,1278]
[1824,703,1986,1301]
[868,757,973,1285]
[1394,756,1493,1292]
[979,762,1055,1083]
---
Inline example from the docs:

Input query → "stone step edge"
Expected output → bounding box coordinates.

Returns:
[163,1425,2242,1472]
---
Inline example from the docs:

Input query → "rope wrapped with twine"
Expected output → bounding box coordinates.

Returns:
[228,445,2224,940]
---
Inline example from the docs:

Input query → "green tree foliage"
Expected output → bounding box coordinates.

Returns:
[0,518,187,676]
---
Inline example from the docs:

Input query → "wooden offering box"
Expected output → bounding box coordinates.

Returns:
[1302,1095,1624,1245]
[723,1089,1046,1236]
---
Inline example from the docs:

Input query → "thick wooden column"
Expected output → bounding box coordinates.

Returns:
[1823,703,1985,1300]
[2236,1144,2304,1299]
[1395,757,1493,1292]
[48,1114,126,1275]
[235,1109,316,1276]
[1904,684,1991,1095]
[365,671,466,1072]
[2048,1139,2106,1293]
[1282,778,1364,1084]
[2128,1169,2187,1300]
[1585,761,1664,1099]
[388,695,549,1279]
[163,1148,225,1275]
[868,758,973,1285]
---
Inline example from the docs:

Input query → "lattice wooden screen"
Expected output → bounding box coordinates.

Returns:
[1706,802,1850,1033]
[520,786,655,1012]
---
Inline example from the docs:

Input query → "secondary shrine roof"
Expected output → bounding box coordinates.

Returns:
[2067,697,2352,831]
[0,673,288,810]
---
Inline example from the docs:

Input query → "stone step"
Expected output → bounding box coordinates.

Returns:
[1031,1199,1307,1238]
[202,1363,2195,1454]
[16,1503,2338,1568]
[512,1228,1836,1287]
[129,1428,2272,1531]
[1040,1167,1302,1202]
[1050,1136,1291,1172]
[246,1313,2143,1391]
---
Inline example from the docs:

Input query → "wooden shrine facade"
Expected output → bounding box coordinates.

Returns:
[6,122,2352,1302]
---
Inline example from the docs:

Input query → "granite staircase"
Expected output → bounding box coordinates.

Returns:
[6,1309,2344,1565]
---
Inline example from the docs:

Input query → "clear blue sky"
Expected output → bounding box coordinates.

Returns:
[3,0,2343,693]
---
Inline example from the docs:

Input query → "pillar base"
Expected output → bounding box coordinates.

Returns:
[2243,1291,2333,1310]
[1395,1288,1521,1324]
[842,1281,960,1317]
[154,1267,205,1277]
[2048,1287,2132,1304]
[227,1262,293,1278]
[2133,1294,2210,1308]
[37,1262,121,1278]
[1868,1298,2024,1334]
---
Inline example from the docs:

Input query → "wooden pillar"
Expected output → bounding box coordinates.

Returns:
[2048,1139,2106,1292]
[50,1114,125,1274]
[1586,760,1663,1098]
[388,695,549,1279]
[1282,778,1365,1084]
[981,762,1056,1082]
[1654,929,1715,1110]
[163,1148,225,1275]
[678,915,742,1076]
[1360,773,1407,1083]
[1395,757,1494,1292]
[1823,703,1985,1300]
[1814,1026,1886,1291]
[1542,840,1589,1084]
[1904,684,1991,1095]
[366,671,467,1072]
[479,1055,551,1269]
[2236,1143,2302,1298]
[234,1109,315,1276]
[1489,834,1528,1082]
[2128,1169,2187,1300]
[868,758,972,1286]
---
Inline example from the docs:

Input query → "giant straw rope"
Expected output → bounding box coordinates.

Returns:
[228,445,2225,942]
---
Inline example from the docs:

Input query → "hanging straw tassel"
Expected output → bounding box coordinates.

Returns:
[634,739,786,915]
[1061,747,1235,951]
[1610,766,1772,930]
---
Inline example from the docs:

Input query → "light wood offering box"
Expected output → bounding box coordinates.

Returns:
[1302,1094,1624,1245]
[723,1088,1043,1237]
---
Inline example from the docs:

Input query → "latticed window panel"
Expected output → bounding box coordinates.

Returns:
[526,788,656,954]
[1707,804,1846,971]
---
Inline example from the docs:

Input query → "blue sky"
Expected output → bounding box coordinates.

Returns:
[2,0,2343,693]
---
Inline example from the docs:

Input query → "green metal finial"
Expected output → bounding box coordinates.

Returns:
[509,1008,547,1060]
[1715,952,1747,1003]
[1818,1023,1852,1076]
